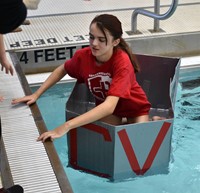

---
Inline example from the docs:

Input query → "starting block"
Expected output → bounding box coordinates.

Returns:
[66,54,180,181]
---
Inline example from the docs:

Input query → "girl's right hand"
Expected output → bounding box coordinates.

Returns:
[11,93,38,106]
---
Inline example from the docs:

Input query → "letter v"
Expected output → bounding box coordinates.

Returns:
[118,122,171,175]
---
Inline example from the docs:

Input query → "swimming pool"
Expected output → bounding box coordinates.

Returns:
[31,74,200,193]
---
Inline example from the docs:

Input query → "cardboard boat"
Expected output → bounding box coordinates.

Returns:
[66,54,180,181]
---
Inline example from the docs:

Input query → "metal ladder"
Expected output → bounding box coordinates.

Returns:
[131,0,179,34]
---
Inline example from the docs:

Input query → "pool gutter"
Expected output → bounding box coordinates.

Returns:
[0,52,73,193]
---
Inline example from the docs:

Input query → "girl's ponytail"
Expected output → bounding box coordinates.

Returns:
[118,38,140,73]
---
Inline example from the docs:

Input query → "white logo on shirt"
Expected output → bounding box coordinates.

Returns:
[88,73,112,101]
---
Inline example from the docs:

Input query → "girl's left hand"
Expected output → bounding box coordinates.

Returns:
[37,124,68,142]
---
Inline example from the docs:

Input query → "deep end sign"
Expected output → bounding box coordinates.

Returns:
[16,45,88,74]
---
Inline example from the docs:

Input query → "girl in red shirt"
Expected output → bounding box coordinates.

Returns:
[12,14,151,142]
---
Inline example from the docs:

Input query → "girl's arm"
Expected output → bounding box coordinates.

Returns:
[37,95,119,142]
[12,64,67,105]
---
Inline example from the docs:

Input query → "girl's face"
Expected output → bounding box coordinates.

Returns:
[89,23,119,63]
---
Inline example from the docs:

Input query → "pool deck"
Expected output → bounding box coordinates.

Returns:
[3,1,200,55]
[1,0,200,192]
[0,53,73,192]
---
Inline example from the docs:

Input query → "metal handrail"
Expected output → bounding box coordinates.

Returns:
[131,0,179,33]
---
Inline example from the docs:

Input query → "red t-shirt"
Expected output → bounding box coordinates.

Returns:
[64,47,151,117]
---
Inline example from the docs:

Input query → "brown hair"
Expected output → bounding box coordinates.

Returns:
[90,14,140,72]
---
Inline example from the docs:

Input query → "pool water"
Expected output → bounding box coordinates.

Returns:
[31,75,200,193]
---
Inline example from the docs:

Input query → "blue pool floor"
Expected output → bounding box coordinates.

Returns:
[31,76,200,193]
